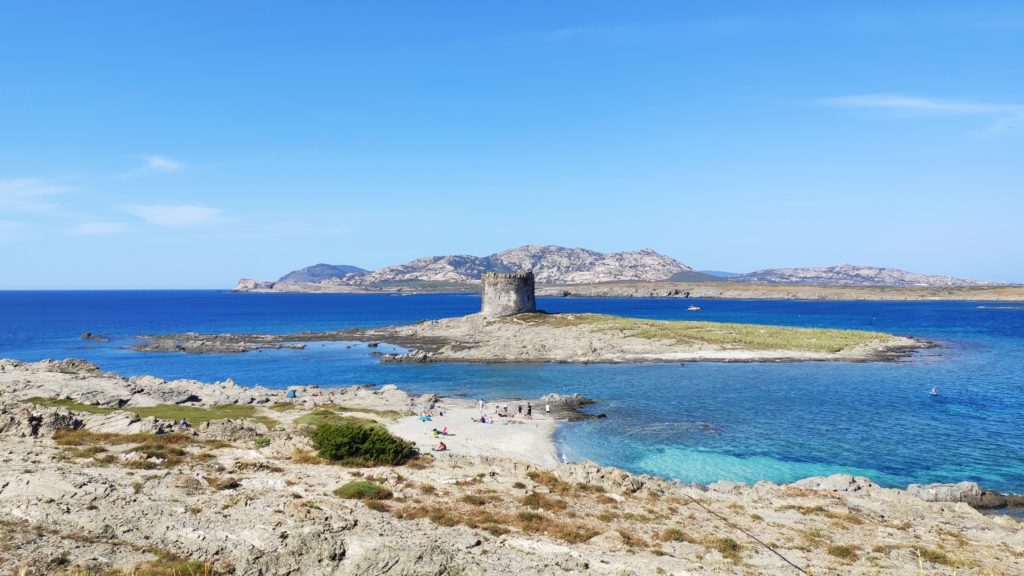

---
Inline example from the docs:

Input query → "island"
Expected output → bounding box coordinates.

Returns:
[137,272,928,362]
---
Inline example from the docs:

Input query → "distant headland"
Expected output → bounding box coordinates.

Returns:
[234,244,1024,301]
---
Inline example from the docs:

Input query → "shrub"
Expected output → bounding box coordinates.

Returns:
[334,480,393,500]
[309,423,417,466]
[254,436,271,448]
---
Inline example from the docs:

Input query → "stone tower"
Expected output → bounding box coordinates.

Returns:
[481,272,536,318]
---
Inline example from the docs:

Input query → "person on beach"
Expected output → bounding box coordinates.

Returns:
[545,404,551,417]
[517,405,523,417]
[179,418,191,428]
[526,403,532,419]
[432,441,447,452]
[478,399,484,413]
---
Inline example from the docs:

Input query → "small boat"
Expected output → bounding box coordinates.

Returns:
[687,305,702,312]
[930,386,938,396]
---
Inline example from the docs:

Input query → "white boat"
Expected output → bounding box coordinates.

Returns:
[687,305,702,311]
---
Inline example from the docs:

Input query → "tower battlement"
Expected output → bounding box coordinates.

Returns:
[481,271,536,317]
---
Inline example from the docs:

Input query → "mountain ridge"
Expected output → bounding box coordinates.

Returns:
[733,264,991,287]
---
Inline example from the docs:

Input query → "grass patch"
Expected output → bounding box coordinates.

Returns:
[310,423,417,466]
[26,397,277,428]
[295,409,381,429]
[917,547,953,566]
[706,537,741,562]
[334,480,393,500]
[53,430,228,469]
[828,544,859,560]
[514,313,897,353]
[521,493,568,511]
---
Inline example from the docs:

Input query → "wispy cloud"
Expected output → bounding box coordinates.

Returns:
[820,93,1024,136]
[67,221,129,236]
[122,203,223,228]
[0,178,73,213]
[119,155,186,177]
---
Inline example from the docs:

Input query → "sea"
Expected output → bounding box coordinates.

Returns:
[1,290,1022,494]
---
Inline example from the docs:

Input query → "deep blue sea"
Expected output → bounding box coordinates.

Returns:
[1,291,1022,493]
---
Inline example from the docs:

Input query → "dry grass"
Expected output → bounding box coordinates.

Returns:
[515,313,896,353]
[27,398,278,428]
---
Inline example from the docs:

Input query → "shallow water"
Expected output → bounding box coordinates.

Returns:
[1,290,1021,492]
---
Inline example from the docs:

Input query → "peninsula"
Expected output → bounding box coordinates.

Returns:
[139,272,928,362]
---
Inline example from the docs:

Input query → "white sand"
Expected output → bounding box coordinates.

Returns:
[388,400,559,467]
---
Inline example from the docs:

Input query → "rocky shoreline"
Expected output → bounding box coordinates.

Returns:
[1,358,1022,575]
[132,312,929,364]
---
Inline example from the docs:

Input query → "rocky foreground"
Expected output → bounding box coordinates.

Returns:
[136,313,927,363]
[1,359,1021,576]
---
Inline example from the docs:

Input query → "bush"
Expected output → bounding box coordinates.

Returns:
[309,423,417,466]
[334,480,393,500]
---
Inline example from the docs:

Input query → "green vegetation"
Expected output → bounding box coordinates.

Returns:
[515,313,897,353]
[706,536,742,562]
[828,544,859,560]
[294,409,381,429]
[309,423,417,466]
[25,398,277,428]
[53,429,228,469]
[334,480,393,500]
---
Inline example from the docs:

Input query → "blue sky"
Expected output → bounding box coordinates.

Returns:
[1,1,1022,288]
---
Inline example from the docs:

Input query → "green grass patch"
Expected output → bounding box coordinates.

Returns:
[706,536,742,562]
[334,480,393,500]
[309,423,417,466]
[514,313,897,353]
[828,544,859,560]
[295,409,382,429]
[25,397,277,428]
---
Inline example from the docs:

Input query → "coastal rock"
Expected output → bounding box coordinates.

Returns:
[83,411,170,435]
[708,480,746,494]
[0,403,83,437]
[907,481,983,504]
[348,544,483,576]
[198,418,270,440]
[793,474,877,493]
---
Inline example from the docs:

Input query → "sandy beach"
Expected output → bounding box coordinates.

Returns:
[389,400,560,467]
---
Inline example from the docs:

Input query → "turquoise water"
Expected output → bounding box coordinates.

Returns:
[1,291,1022,492]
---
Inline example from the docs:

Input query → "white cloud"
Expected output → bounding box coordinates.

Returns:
[0,178,73,213]
[122,203,223,228]
[68,221,129,236]
[820,94,1024,136]
[820,94,1022,116]
[119,155,186,177]
[142,155,185,173]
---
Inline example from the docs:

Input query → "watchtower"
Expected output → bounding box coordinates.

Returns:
[481,272,536,317]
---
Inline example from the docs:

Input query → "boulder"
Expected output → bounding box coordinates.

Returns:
[907,482,983,504]
[794,474,877,493]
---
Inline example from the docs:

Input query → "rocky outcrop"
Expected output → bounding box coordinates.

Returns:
[239,245,693,290]
[733,264,991,287]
